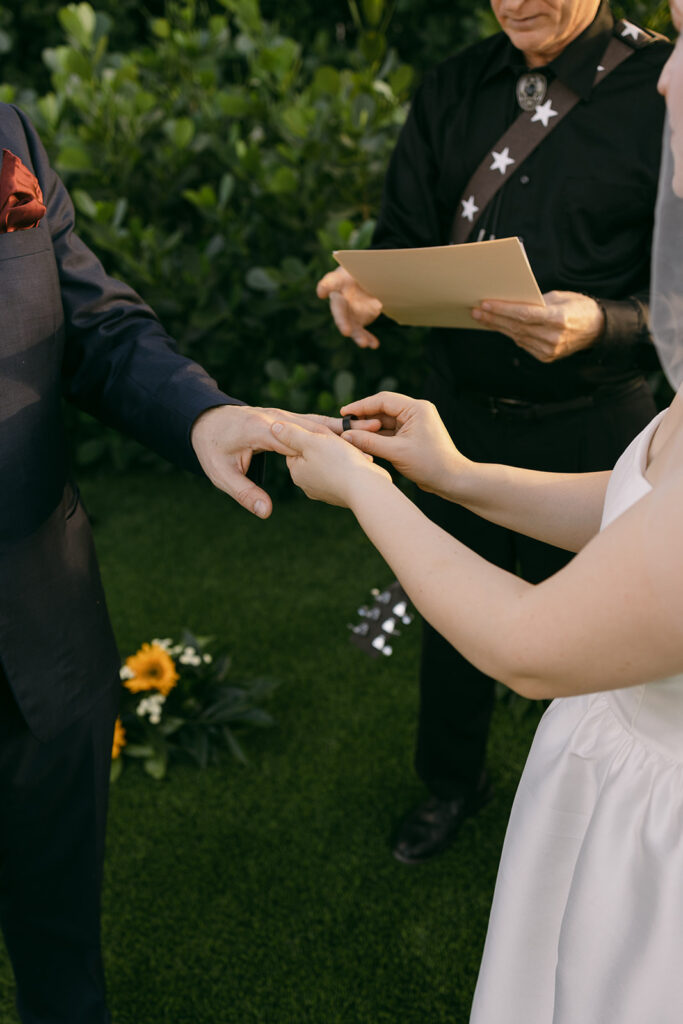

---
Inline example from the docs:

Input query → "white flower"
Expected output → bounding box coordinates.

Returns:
[151,637,173,651]
[202,654,213,664]
[136,693,167,725]
[179,648,202,666]
[119,665,135,680]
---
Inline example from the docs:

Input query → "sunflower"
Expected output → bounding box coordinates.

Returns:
[124,642,179,696]
[112,717,127,759]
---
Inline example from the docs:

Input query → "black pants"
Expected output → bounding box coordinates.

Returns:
[416,378,658,799]
[0,666,118,1023]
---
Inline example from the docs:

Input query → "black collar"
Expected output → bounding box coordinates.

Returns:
[483,0,615,101]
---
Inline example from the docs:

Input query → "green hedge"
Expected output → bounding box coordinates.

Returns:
[0,0,673,470]
[1,0,429,468]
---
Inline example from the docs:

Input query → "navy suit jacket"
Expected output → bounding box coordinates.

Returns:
[0,103,241,740]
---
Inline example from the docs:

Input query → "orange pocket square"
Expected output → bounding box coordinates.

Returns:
[0,148,46,233]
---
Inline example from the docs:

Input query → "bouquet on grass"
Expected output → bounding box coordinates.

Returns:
[111,630,278,781]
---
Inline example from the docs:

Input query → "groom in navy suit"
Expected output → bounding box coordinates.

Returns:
[0,101,335,1023]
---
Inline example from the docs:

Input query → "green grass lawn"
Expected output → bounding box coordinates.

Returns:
[0,469,542,1024]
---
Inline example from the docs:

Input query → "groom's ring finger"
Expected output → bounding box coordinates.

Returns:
[342,415,357,432]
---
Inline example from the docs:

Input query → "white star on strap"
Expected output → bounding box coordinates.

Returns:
[530,99,558,128]
[490,146,515,175]
[621,22,641,40]
[597,64,605,72]
[461,195,479,222]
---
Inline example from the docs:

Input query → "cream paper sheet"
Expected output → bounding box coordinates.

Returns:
[333,237,544,330]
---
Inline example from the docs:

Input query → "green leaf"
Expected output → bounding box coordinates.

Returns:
[372,80,394,103]
[350,219,376,249]
[264,166,298,195]
[246,676,280,698]
[122,743,155,759]
[180,627,201,649]
[112,198,128,229]
[334,370,356,404]
[159,716,185,737]
[181,729,209,768]
[205,234,225,259]
[260,37,300,81]
[58,3,97,49]
[219,0,262,36]
[213,653,232,682]
[56,143,93,173]
[72,188,98,219]
[223,726,248,764]
[361,0,386,28]
[359,29,386,64]
[37,93,60,129]
[388,64,413,97]
[246,266,279,292]
[151,18,171,39]
[182,184,217,210]
[265,358,287,381]
[144,751,168,779]
[281,105,311,138]
[234,708,274,727]
[109,757,123,783]
[163,117,195,149]
[218,173,235,208]
[312,66,340,96]
[216,88,250,117]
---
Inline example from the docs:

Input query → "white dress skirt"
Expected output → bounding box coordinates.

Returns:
[470,410,683,1024]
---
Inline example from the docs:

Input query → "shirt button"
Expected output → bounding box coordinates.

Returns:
[520,174,530,184]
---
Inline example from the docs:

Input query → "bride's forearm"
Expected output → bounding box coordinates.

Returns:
[348,474,537,694]
[434,457,610,553]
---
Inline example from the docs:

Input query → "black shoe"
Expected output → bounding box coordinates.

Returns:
[392,776,492,865]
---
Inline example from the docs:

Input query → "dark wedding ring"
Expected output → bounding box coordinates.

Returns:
[342,415,356,432]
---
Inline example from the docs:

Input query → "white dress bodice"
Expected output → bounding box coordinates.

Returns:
[599,408,683,765]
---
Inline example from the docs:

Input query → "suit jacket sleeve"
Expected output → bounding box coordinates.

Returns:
[12,104,242,474]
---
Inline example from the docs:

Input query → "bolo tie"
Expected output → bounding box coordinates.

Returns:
[515,71,547,111]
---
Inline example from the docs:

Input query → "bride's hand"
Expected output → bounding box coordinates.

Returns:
[271,420,392,508]
[339,391,470,495]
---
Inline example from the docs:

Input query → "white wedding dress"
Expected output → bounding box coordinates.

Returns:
[470,410,683,1024]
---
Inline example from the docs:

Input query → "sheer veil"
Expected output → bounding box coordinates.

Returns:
[651,115,683,390]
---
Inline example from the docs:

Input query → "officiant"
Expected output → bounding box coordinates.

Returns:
[317,0,672,865]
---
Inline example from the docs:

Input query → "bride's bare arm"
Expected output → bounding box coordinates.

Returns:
[273,420,683,702]
[340,392,609,552]
[435,461,609,553]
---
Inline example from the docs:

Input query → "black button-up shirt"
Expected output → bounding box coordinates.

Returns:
[372,2,671,402]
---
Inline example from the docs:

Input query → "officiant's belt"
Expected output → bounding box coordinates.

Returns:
[463,392,595,419]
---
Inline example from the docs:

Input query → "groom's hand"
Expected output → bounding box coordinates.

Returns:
[191,405,379,519]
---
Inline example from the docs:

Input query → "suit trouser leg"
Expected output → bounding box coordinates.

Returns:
[414,380,658,800]
[0,668,118,1024]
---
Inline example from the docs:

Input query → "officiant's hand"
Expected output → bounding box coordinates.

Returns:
[339,391,470,496]
[316,267,383,350]
[191,405,380,519]
[471,290,605,362]
[270,420,391,508]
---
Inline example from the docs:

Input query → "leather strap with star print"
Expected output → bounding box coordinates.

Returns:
[450,19,663,245]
